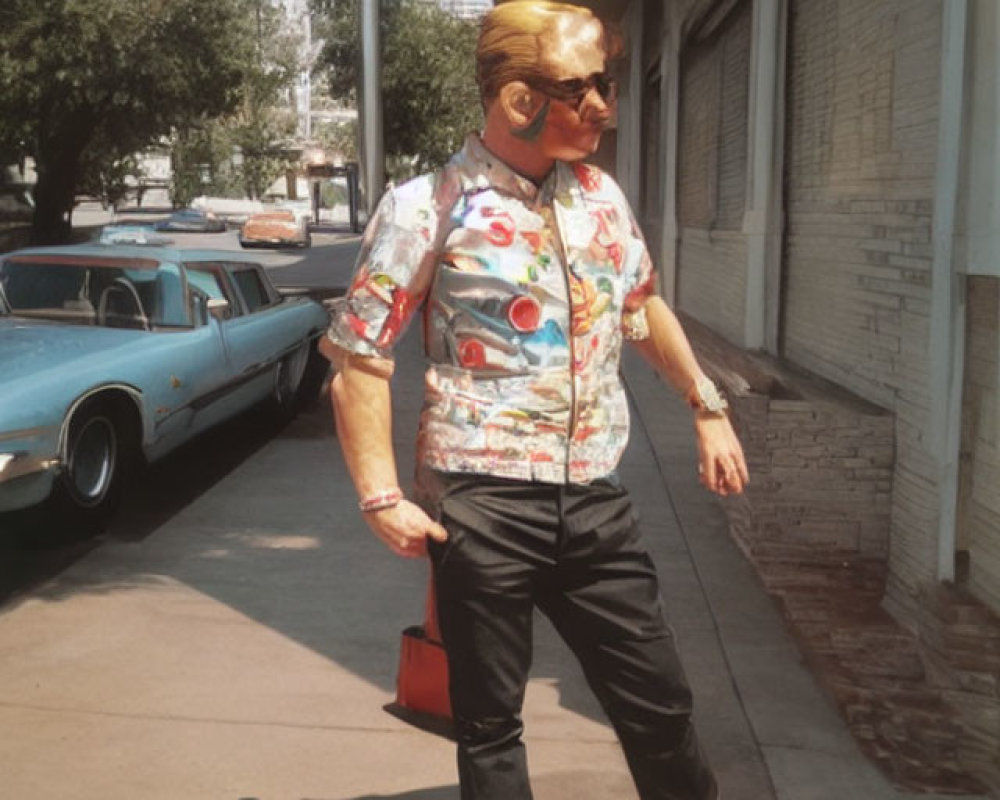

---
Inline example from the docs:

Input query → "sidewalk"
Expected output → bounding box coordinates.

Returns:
[0,239,985,798]
[621,349,985,800]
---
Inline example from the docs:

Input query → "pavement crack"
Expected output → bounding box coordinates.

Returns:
[0,699,409,735]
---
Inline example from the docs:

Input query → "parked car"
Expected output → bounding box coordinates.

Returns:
[275,199,314,226]
[155,208,227,233]
[0,243,330,526]
[98,224,172,246]
[239,209,311,249]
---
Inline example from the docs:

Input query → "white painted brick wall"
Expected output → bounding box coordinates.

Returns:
[961,277,1000,615]
[678,229,747,343]
[783,0,944,594]
[676,0,751,339]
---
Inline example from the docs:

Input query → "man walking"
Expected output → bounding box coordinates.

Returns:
[320,2,747,797]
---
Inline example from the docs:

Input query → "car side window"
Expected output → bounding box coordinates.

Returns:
[230,267,276,314]
[154,263,189,327]
[185,264,238,320]
[186,268,226,301]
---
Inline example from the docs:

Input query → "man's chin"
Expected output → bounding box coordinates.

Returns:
[581,130,605,154]
[552,137,603,162]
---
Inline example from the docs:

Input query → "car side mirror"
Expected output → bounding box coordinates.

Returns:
[207,297,230,322]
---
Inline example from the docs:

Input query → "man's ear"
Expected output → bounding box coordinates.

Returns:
[499,81,543,128]
[499,81,550,141]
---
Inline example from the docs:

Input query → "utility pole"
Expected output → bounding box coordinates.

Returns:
[359,0,384,215]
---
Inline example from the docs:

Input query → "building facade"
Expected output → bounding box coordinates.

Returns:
[609,0,1000,791]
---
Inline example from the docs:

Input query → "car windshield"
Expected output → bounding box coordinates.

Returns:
[0,257,191,329]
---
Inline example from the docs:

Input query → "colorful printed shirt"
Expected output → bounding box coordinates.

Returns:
[325,134,655,485]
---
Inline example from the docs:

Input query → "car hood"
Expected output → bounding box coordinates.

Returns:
[0,317,148,386]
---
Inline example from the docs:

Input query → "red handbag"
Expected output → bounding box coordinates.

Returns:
[395,573,453,723]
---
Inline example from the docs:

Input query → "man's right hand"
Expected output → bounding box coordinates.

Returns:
[363,499,449,559]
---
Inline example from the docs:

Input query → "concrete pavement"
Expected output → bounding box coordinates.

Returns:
[0,223,983,799]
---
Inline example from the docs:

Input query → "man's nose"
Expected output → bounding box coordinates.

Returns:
[583,90,614,123]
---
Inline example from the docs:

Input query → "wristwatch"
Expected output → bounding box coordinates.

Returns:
[686,377,728,416]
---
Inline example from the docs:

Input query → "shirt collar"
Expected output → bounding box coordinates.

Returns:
[454,133,564,205]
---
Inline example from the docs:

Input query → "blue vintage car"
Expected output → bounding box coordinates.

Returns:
[0,243,330,525]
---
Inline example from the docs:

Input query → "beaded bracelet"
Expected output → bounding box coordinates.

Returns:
[358,487,403,513]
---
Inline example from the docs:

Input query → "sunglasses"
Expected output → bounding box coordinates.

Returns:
[524,71,618,111]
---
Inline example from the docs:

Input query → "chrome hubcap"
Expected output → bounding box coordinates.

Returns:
[68,416,116,505]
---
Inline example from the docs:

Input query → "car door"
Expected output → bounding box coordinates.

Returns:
[130,262,232,457]
[176,261,261,432]
[217,263,302,391]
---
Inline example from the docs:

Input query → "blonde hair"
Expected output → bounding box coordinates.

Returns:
[476,1,614,109]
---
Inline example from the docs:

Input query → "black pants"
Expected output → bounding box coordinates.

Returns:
[424,473,718,800]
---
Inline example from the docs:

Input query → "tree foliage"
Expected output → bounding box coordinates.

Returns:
[0,0,281,242]
[312,0,483,180]
[169,5,301,206]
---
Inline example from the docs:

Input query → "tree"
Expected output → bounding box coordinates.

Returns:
[76,145,143,212]
[0,0,263,243]
[224,4,302,201]
[168,125,235,209]
[168,5,301,207]
[312,0,483,180]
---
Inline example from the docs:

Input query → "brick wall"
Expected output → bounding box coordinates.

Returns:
[675,0,751,341]
[677,230,747,343]
[683,314,894,567]
[667,0,1000,789]
[960,277,1000,615]
[728,394,894,562]
[685,314,999,793]
[782,0,944,598]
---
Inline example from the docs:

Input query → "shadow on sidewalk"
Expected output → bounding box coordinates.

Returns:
[5,330,620,732]
[343,789,457,800]
[339,769,628,800]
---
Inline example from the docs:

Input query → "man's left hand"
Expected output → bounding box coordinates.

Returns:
[693,413,749,496]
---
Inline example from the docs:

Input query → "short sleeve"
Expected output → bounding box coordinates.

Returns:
[325,175,442,358]
[619,198,656,341]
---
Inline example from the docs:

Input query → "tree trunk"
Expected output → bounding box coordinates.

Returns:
[31,128,91,245]
[31,169,75,244]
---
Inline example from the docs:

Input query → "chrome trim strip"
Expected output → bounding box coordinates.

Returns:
[0,426,53,443]
[0,451,61,484]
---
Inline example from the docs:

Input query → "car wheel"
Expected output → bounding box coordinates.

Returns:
[51,398,135,531]
[297,339,330,409]
[273,342,311,415]
[273,340,329,416]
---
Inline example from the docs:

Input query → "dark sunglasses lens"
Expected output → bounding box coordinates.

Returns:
[558,78,586,98]
[594,74,615,101]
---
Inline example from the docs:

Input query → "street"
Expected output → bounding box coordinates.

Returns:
[72,203,364,290]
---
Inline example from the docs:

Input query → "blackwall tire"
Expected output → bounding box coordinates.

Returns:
[272,340,329,417]
[50,398,136,533]
[297,340,330,410]
[273,342,310,416]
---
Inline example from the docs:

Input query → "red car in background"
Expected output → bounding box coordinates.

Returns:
[239,209,311,249]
